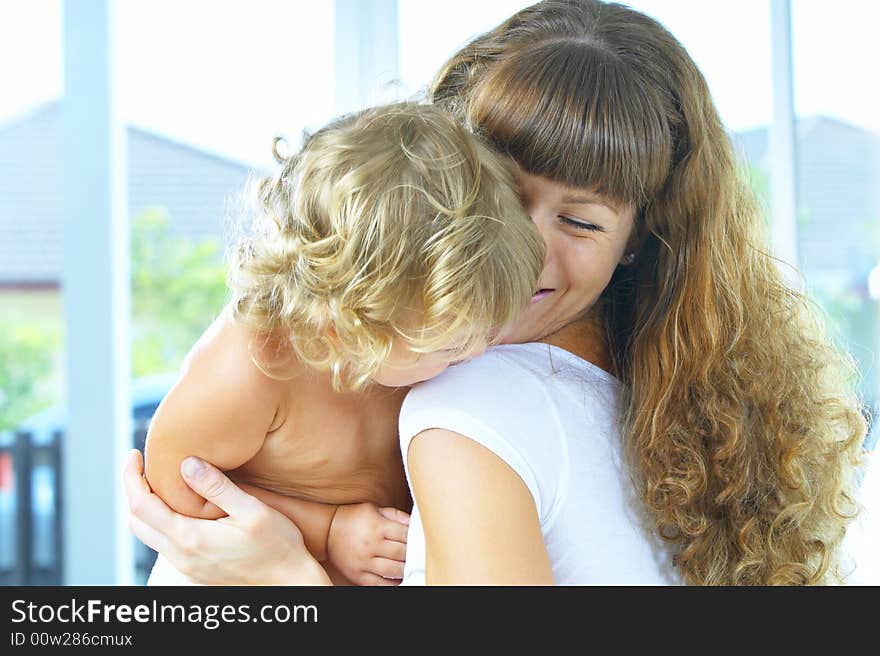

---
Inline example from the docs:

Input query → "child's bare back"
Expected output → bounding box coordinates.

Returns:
[145,306,410,584]
[224,332,411,511]
[147,305,408,503]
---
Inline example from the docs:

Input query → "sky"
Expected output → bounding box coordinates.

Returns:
[0,0,877,169]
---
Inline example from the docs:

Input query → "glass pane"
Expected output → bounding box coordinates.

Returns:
[0,1,66,585]
[0,0,63,124]
[120,0,334,382]
[626,0,773,136]
[119,0,334,170]
[791,0,880,417]
[625,0,774,228]
[0,0,66,472]
[398,0,535,98]
[118,1,334,583]
[1,0,338,584]
[400,0,774,219]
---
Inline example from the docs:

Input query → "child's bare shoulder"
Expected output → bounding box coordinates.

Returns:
[148,304,297,462]
[180,304,297,397]
[144,305,297,516]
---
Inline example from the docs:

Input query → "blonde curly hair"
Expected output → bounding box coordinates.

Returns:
[227,102,544,391]
[431,0,868,584]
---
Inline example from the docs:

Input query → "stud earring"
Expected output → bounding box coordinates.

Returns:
[622,252,636,265]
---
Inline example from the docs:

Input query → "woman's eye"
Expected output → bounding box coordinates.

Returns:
[558,216,601,231]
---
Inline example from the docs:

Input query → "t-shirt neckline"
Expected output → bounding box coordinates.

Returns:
[504,341,622,387]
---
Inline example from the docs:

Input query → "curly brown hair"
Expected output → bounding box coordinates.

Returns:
[431,0,868,584]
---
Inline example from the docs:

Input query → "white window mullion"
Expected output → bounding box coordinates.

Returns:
[333,0,400,117]
[61,0,133,584]
[769,0,800,285]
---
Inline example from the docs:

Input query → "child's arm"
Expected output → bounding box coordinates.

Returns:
[148,366,346,561]
[233,482,338,562]
[144,312,285,520]
[141,312,390,571]
[236,483,409,584]
[144,310,408,582]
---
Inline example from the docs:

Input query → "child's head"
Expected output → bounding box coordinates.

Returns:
[228,102,543,390]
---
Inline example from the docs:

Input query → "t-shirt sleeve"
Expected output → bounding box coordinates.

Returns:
[398,350,566,526]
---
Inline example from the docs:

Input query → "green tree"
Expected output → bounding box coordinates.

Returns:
[0,207,230,431]
[131,208,229,376]
[0,320,60,431]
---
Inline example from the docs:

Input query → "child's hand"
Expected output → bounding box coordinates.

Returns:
[326,502,410,586]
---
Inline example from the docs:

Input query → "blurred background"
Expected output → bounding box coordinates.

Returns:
[0,0,877,585]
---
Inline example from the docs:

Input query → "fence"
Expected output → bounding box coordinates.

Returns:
[0,420,157,585]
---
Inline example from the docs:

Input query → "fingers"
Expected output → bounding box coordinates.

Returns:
[378,508,409,544]
[370,557,405,580]
[379,507,410,526]
[179,457,264,520]
[125,454,209,570]
[359,571,402,586]
[122,449,146,502]
[376,538,407,562]
[381,517,409,544]
[123,450,180,532]
[122,453,173,554]
[127,513,168,555]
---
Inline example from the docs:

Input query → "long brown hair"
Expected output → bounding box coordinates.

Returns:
[431,0,868,584]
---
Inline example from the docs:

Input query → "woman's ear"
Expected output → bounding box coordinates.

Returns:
[620,207,648,265]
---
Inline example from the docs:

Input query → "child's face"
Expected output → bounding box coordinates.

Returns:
[372,338,486,388]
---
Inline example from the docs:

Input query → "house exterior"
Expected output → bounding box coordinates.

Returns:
[3,106,875,291]
[3,105,876,288]
[2,107,877,402]
[0,102,269,320]
[0,105,273,584]
[733,118,880,406]
[732,117,879,280]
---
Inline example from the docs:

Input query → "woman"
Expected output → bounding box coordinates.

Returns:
[125,0,869,585]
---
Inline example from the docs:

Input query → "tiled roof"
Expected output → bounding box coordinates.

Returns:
[0,102,270,284]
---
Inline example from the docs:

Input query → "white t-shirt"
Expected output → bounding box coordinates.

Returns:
[841,450,880,584]
[398,342,681,585]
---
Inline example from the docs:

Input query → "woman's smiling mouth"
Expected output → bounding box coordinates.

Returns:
[531,289,554,303]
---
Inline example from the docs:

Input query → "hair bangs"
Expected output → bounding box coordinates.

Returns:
[468,39,673,208]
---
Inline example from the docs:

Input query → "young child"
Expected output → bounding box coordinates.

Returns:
[143,102,544,585]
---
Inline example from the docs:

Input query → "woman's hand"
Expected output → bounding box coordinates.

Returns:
[123,450,331,585]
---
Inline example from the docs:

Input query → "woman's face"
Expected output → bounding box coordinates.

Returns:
[500,169,637,345]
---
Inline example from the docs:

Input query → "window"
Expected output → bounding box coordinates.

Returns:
[791,0,879,415]
[398,0,534,98]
